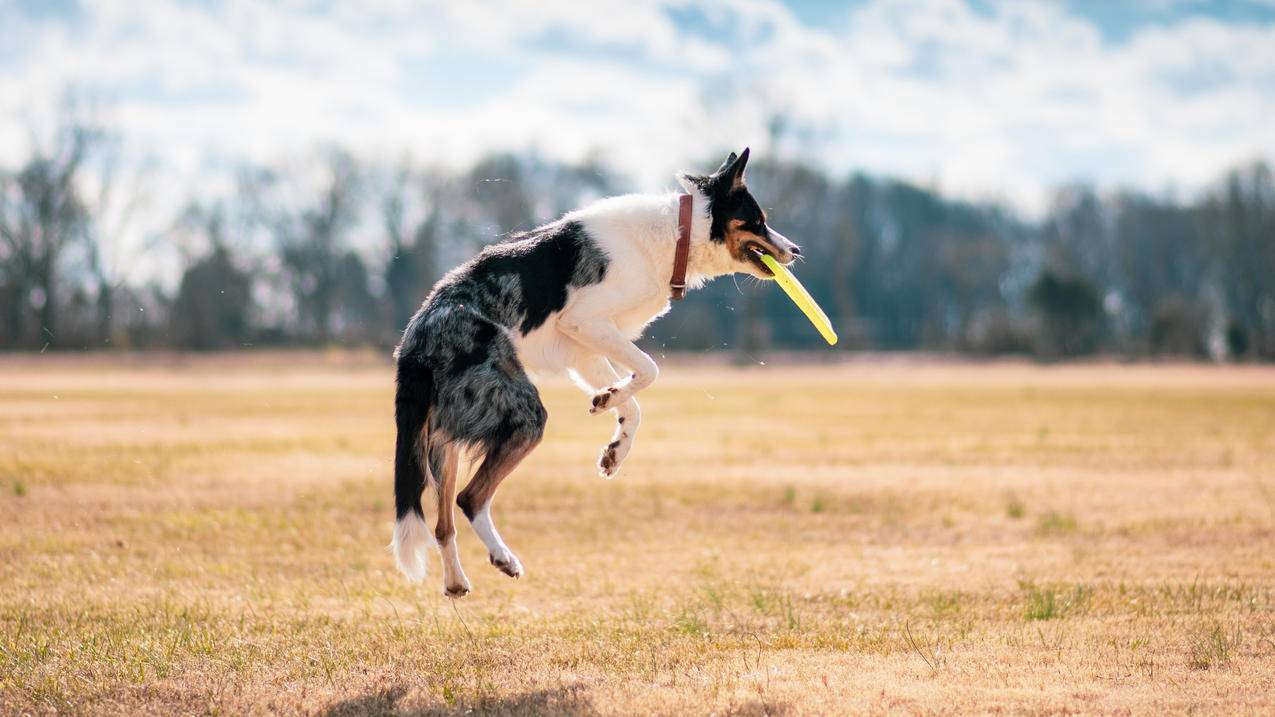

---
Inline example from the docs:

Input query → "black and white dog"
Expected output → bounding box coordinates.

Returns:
[392,148,799,597]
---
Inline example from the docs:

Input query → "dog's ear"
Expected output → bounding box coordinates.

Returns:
[713,151,738,175]
[726,147,749,189]
[679,148,750,195]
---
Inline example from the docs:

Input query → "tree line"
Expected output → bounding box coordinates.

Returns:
[2,119,1272,360]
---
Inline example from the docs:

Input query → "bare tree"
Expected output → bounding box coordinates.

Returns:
[80,132,156,347]
[381,163,442,336]
[1203,162,1275,357]
[0,120,96,348]
[466,154,534,235]
[245,149,365,344]
[169,204,254,349]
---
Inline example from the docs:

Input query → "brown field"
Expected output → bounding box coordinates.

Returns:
[2,354,1274,715]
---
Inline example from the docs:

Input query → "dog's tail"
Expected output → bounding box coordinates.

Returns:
[391,355,433,583]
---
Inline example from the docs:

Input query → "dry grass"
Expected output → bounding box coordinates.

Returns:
[2,354,1274,715]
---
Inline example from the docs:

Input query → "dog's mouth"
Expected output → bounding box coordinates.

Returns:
[744,242,776,277]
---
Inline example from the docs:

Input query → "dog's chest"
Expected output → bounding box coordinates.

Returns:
[509,294,670,374]
[616,296,671,340]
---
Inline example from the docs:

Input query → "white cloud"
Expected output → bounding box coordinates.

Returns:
[711,0,1275,212]
[0,0,1271,239]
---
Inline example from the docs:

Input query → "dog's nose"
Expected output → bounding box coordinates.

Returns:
[790,245,802,256]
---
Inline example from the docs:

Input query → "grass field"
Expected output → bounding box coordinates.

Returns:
[2,354,1274,715]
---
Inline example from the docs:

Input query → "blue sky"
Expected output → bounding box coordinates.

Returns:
[1,0,1273,220]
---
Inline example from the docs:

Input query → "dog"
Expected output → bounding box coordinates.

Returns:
[391,148,800,597]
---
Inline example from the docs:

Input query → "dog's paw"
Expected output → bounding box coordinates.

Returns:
[598,437,631,479]
[590,375,636,414]
[489,551,523,579]
[589,386,622,414]
[443,577,471,599]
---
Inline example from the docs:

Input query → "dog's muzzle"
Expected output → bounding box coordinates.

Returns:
[763,225,800,264]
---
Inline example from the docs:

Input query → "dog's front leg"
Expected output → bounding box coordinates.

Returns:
[570,353,641,478]
[558,317,658,415]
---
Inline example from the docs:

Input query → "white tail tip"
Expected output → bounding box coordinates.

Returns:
[391,512,430,583]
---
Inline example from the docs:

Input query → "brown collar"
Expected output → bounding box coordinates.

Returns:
[670,193,692,300]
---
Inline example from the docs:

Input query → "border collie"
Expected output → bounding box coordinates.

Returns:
[391,148,799,597]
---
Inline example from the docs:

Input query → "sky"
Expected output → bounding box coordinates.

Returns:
[2,0,1274,220]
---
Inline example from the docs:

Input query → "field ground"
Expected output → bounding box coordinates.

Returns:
[2,354,1274,715]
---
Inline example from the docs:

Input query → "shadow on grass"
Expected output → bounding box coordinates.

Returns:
[317,683,598,717]
[318,685,789,716]
[724,701,791,716]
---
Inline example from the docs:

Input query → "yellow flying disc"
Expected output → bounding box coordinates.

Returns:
[757,252,838,346]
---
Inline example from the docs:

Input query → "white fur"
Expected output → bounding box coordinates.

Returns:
[391,512,431,583]
[438,536,471,596]
[508,187,756,478]
[569,353,640,477]
[511,189,725,375]
[471,505,522,576]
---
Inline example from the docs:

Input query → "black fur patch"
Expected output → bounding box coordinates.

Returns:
[392,356,433,520]
[458,220,608,335]
[705,187,767,243]
[448,319,498,374]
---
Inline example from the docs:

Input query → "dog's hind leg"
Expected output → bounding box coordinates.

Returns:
[453,369,543,576]
[433,317,545,582]
[428,436,469,598]
[458,437,540,578]
[570,353,640,478]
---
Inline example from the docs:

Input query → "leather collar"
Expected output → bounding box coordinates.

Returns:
[670,193,692,300]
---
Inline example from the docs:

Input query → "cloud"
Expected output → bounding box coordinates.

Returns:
[0,0,1271,228]
[710,0,1275,211]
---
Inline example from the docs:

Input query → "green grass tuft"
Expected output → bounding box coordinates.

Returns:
[1036,511,1077,535]
[1187,621,1239,670]
[1022,582,1091,621]
[782,485,796,506]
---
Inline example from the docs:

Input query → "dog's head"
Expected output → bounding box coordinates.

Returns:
[679,147,800,279]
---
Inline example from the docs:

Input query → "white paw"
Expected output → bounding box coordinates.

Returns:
[597,436,632,478]
[489,550,523,579]
[589,376,635,414]
[443,575,471,598]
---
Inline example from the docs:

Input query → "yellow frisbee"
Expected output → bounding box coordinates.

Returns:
[757,252,838,346]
